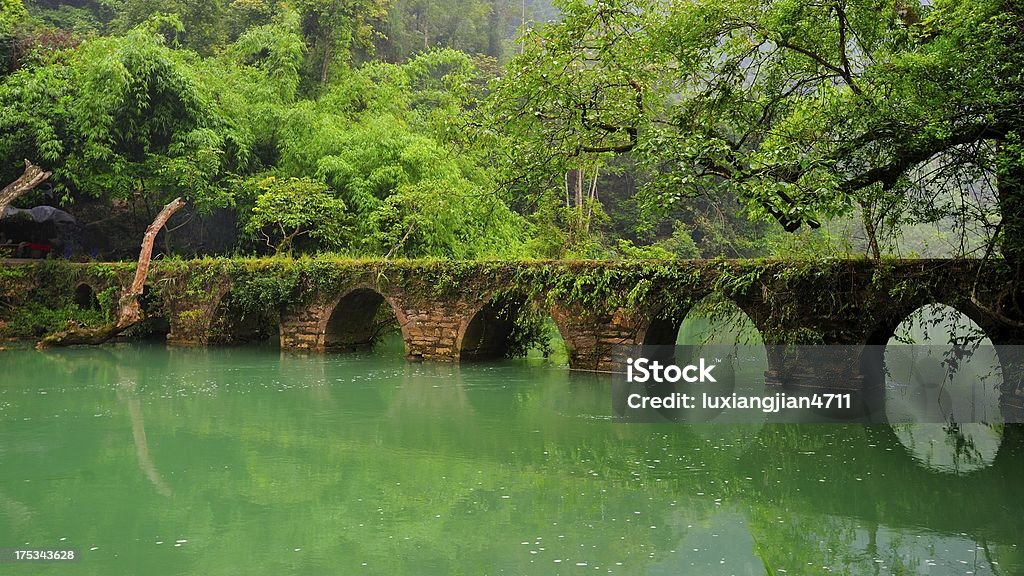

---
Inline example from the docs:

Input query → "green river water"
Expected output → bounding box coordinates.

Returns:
[1,334,1022,575]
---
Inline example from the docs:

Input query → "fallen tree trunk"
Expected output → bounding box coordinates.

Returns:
[37,197,186,348]
[0,160,51,216]
[36,323,123,346]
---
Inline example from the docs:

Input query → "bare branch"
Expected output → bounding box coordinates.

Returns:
[37,198,187,348]
[0,160,51,216]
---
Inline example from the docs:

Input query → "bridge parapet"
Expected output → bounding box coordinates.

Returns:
[2,258,1022,371]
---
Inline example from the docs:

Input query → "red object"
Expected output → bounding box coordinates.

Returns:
[23,243,52,252]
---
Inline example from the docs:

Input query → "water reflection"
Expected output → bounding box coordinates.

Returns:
[33,346,174,496]
[120,382,172,497]
[884,304,1003,473]
[0,342,1021,575]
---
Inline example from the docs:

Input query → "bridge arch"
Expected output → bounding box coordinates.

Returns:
[456,296,524,361]
[538,305,573,364]
[866,299,1000,347]
[455,296,570,363]
[640,293,768,347]
[319,285,408,353]
[639,303,690,347]
[871,302,1006,475]
[73,282,101,311]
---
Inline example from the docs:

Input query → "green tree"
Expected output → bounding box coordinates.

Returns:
[482,0,655,254]
[0,13,526,259]
[489,0,1015,239]
[269,50,528,257]
[307,113,526,258]
[0,0,29,73]
[0,21,252,211]
[374,0,507,62]
[21,0,113,33]
[206,45,524,258]
[487,0,1023,269]
[228,8,306,101]
[243,175,349,254]
[112,0,231,54]
[1,0,28,31]
[292,0,390,85]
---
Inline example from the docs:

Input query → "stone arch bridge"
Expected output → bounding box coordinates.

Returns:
[8,258,1024,401]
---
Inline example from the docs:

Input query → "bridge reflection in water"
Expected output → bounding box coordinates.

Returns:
[3,342,1022,575]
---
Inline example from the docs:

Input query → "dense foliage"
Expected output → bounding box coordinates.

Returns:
[0,0,1020,268]
[487,0,1023,260]
[0,5,533,258]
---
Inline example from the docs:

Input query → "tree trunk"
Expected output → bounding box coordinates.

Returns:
[565,168,583,244]
[321,39,331,84]
[584,169,598,235]
[521,0,527,53]
[0,160,51,216]
[564,170,570,208]
[574,168,583,210]
[860,201,882,260]
[995,138,1024,323]
[37,197,186,348]
[997,140,1024,268]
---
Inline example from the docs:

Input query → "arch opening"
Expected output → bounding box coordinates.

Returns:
[641,295,766,347]
[641,295,769,425]
[458,298,569,364]
[881,303,1003,474]
[676,296,769,401]
[74,283,100,311]
[519,311,570,367]
[641,308,684,347]
[499,304,570,366]
[869,299,996,347]
[324,288,400,353]
[208,292,280,346]
[676,295,765,347]
[459,299,520,362]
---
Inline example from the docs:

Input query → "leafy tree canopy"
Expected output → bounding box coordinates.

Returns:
[0,18,254,210]
[265,49,529,257]
[243,175,349,254]
[486,0,1023,260]
[1,0,29,31]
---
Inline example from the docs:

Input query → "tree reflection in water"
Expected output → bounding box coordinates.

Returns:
[1,345,1021,575]
[884,304,1004,474]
